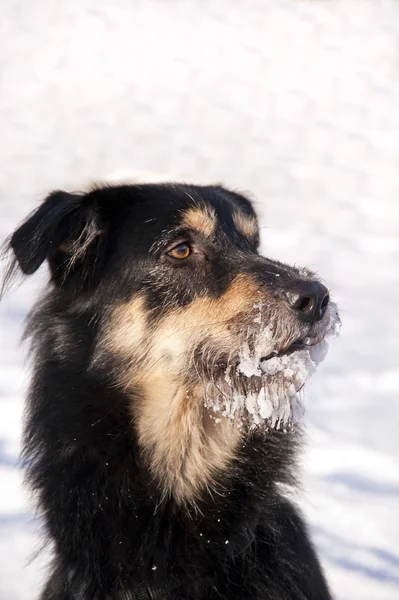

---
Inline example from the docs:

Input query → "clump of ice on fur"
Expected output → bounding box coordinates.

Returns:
[210,302,340,431]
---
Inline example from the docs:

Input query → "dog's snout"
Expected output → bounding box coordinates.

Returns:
[283,281,329,322]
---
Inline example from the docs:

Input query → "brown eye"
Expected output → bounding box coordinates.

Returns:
[167,243,192,260]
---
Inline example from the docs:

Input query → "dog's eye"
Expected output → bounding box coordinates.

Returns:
[167,243,192,260]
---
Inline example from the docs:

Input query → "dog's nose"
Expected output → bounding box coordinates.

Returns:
[284,281,329,322]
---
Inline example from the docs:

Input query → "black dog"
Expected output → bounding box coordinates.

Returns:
[3,182,335,599]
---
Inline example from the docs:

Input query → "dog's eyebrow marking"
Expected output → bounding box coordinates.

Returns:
[182,206,217,237]
[232,211,259,240]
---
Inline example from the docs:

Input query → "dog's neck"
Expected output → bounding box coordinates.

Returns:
[135,374,243,505]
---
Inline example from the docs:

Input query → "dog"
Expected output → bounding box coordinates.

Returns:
[2,182,339,599]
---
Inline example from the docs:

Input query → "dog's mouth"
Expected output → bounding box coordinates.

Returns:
[259,327,328,361]
[204,303,341,431]
[213,333,324,371]
[261,335,318,361]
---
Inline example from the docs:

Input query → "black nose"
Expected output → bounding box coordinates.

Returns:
[284,281,330,322]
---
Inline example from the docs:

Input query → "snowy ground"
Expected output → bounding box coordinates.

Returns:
[1,1,399,598]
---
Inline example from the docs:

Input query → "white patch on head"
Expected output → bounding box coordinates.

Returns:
[104,169,185,185]
[204,302,341,432]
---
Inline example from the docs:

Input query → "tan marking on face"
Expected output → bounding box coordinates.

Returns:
[105,295,149,363]
[136,274,262,377]
[182,206,217,237]
[106,274,262,503]
[232,211,259,240]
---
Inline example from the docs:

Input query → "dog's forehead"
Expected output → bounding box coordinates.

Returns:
[127,183,259,242]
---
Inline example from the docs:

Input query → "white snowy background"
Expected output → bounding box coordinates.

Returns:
[1,1,399,598]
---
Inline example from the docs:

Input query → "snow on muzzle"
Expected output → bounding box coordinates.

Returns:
[204,302,341,431]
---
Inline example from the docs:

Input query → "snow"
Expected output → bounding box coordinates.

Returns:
[1,0,399,598]
[205,302,340,430]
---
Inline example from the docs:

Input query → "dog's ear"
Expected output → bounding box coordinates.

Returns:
[10,191,85,275]
[4,190,105,291]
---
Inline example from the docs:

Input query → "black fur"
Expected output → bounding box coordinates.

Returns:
[3,183,332,599]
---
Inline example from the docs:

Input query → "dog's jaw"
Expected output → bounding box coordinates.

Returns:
[203,302,341,431]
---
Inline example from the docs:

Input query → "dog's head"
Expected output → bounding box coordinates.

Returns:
[5,183,340,502]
